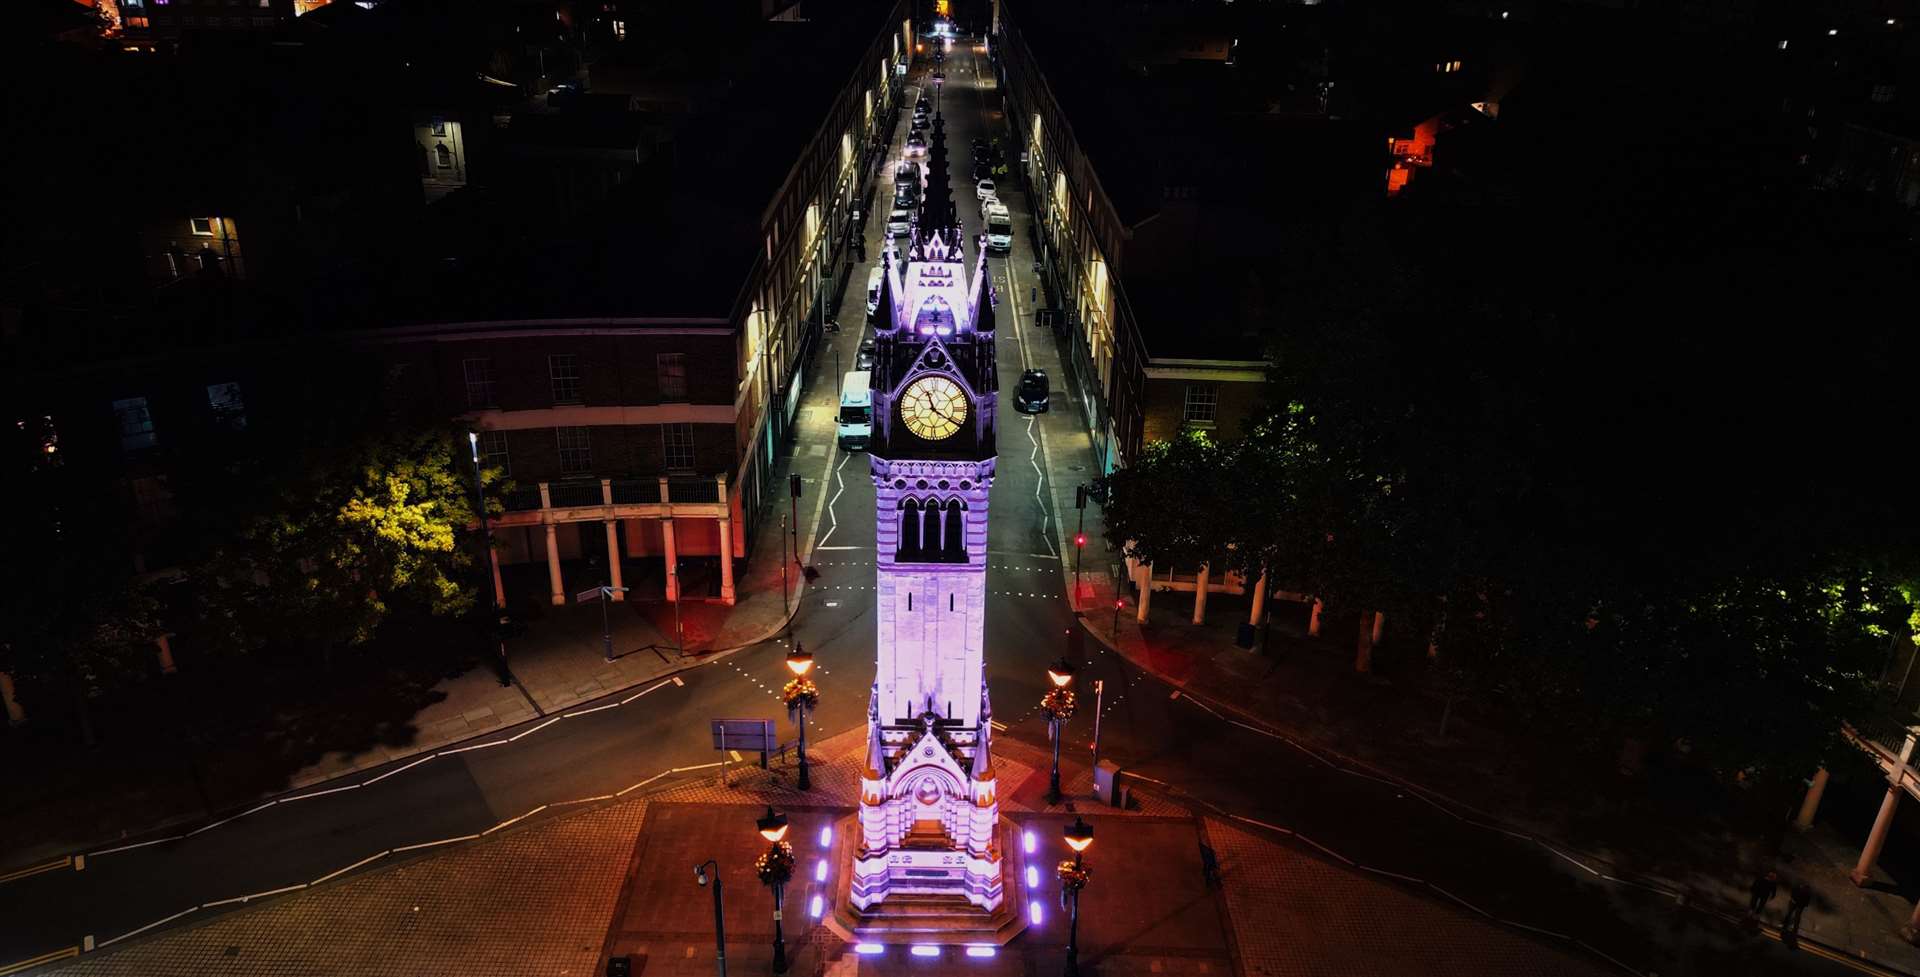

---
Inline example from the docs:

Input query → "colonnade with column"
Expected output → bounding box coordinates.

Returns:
[1124,554,1379,671]
[498,474,739,609]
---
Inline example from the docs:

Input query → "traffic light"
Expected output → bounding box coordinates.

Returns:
[790,472,803,498]
[1075,484,1088,510]
[1074,532,1087,549]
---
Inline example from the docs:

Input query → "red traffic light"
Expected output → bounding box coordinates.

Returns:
[1074,533,1086,548]
[1114,599,1125,609]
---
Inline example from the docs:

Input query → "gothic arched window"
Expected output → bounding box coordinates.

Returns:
[942,500,967,562]
[899,499,922,561]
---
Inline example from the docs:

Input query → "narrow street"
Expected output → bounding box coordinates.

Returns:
[0,37,1877,977]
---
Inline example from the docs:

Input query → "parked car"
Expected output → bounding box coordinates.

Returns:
[856,338,877,371]
[887,208,912,237]
[911,117,929,135]
[975,178,996,200]
[1014,369,1049,413]
[972,162,991,182]
[905,134,927,158]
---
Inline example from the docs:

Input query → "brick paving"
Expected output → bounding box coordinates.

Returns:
[43,799,648,977]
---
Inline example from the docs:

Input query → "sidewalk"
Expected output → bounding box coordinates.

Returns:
[1070,517,1920,976]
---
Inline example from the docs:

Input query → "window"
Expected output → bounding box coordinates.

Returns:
[463,357,498,408]
[480,430,511,476]
[657,353,688,401]
[1872,84,1897,104]
[113,396,158,451]
[206,381,246,430]
[436,143,453,168]
[431,119,447,137]
[189,217,215,236]
[663,423,695,472]
[556,426,592,475]
[612,18,626,38]
[1183,384,1219,426]
[548,354,582,403]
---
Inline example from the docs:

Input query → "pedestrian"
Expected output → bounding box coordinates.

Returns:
[1747,870,1778,917]
[1782,880,1812,934]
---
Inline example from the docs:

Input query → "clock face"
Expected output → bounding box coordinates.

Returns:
[898,375,968,440]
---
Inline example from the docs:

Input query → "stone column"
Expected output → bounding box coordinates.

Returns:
[1,671,24,726]
[540,483,564,606]
[601,480,623,601]
[662,517,680,602]
[1135,563,1152,622]
[156,634,177,675]
[1853,732,1917,885]
[1249,570,1269,626]
[718,516,737,605]
[1308,599,1323,637]
[1192,564,1210,625]
[1355,610,1381,673]
[1795,767,1830,830]
[489,547,506,609]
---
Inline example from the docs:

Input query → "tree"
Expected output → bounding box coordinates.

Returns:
[1097,428,1234,578]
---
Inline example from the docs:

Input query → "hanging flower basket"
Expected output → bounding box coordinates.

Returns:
[1040,688,1076,723]
[1057,858,1091,892]
[757,840,796,886]
[783,678,820,711]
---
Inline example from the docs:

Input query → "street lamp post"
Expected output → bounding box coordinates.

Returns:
[1060,816,1094,977]
[693,859,728,977]
[755,807,794,974]
[784,644,818,791]
[467,432,509,687]
[1042,657,1078,805]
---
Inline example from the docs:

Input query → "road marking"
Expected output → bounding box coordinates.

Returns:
[202,882,308,908]
[816,545,865,551]
[0,946,79,975]
[507,716,563,742]
[391,834,482,854]
[802,411,845,562]
[0,855,72,885]
[730,749,744,762]
[481,804,549,836]
[311,850,391,886]
[96,904,203,948]
[362,755,435,786]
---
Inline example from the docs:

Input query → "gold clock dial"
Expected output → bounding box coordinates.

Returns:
[899,376,968,440]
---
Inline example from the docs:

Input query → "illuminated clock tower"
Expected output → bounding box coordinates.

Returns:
[845,112,1010,922]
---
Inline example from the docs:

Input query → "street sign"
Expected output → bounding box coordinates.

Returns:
[711,718,777,754]
[576,586,630,603]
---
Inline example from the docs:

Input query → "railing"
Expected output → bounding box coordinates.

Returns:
[610,479,660,505]
[501,485,545,512]
[668,478,720,504]
[547,480,605,509]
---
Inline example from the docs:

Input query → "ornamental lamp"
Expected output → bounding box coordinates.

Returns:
[1063,816,1094,854]
[757,806,790,843]
[1047,656,1078,688]
[786,643,815,676]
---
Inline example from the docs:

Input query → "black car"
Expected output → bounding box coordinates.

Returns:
[971,162,991,182]
[856,339,877,371]
[1014,369,1049,413]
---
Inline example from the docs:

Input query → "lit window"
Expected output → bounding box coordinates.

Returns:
[663,423,695,472]
[1182,384,1218,426]
[1778,39,1789,50]
[612,18,625,38]
[480,430,511,476]
[206,382,246,430]
[113,397,158,451]
[463,357,498,408]
[549,354,583,404]
[189,217,215,236]
[657,353,688,401]
[557,426,593,475]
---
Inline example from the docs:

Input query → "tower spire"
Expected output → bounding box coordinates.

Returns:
[915,112,961,243]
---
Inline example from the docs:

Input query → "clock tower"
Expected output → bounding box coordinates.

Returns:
[844,111,1012,924]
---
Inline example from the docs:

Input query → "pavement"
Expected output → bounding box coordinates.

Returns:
[32,728,1617,977]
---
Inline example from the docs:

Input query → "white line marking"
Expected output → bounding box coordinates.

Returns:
[96,907,201,948]
[619,678,676,705]
[673,761,725,773]
[508,716,563,742]
[548,794,617,807]
[202,883,308,908]
[672,677,685,687]
[815,545,864,551]
[435,739,509,756]
[563,702,621,718]
[1227,814,1294,836]
[1292,833,1356,866]
[730,749,744,762]
[362,755,435,786]
[278,782,364,802]
[310,851,391,886]
[1426,883,1492,917]
[86,834,179,857]
[391,834,481,854]
[481,804,549,836]
[616,771,672,796]
[1357,864,1428,885]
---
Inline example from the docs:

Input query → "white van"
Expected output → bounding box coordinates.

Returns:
[837,371,873,450]
[984,201,1013,252]
[866,267,885,314]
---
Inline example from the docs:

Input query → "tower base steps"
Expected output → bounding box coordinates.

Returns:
[824,817,1030,946]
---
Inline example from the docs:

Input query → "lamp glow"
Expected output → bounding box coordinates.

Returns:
[819,825,833,847]
[1047,657,1077,688]
[815,859,829,882]
[786,644,814,676]
[810,894,824,918]
[756,806,790,842]
[1028,899,1044,924]
[856,943,886,955]
[1064,816,1094,853]
[910,945,941,957]
[1022,830,1036,853]
[1025,865,1039,887]
[966,946,997,958]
